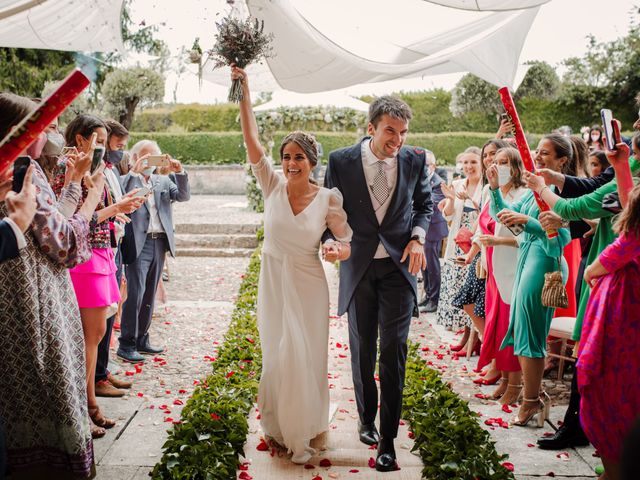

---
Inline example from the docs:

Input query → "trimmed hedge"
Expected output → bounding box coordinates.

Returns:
[128,131,511,166]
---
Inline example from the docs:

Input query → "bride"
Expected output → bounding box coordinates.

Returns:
[232,66,353,463]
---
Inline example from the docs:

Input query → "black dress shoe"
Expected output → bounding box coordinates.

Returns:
[376,438,399,472]
[116,349,145,363]
[137,343,165,355]
[419,301,438,313]
[537,425,590,450]
[418,297,427,307]
[358,421,380,446]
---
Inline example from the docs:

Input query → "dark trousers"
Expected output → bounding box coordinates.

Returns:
[421,239,443,305]
[563,365,585,433]
[347,257,414,439]
[95,249,123,382]
[119,235,167,351]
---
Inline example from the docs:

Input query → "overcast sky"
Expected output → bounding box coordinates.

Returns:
[130,0,638,103]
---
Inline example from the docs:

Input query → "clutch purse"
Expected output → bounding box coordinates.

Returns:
[541,258,569,309]
[454,226,473,254]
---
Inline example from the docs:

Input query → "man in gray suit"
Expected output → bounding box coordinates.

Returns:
[117,140,190,363]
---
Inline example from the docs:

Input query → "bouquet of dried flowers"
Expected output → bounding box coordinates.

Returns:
[209,15,274,103]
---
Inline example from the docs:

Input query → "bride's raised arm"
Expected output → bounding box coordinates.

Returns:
[232,65,265,165]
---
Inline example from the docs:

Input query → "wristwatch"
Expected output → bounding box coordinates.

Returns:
[411,234,424,245]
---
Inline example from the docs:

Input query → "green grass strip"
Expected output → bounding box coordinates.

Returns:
[403,343,515,479]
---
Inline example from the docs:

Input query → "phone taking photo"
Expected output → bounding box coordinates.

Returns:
[600,108,621,150]
[146,154,170,168]
[133,186,152,198]
[12,156,30,193]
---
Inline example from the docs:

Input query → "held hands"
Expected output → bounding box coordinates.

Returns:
[322,241,345,263]
[401,239,427,275]
[5,164,37,232]
[497,209,529,227]
[522,171,546,194]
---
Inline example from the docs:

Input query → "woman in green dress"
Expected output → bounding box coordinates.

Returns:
[487,135,572,427]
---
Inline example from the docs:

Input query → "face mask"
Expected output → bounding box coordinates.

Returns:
[26,132,47,159]
[591,134,600,142]
[497,165,512,187]
[41,132,65,157]
[142,166,156,177]
[106,149,124,165]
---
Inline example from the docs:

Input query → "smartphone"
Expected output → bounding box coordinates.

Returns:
[90,146,105,174]
[146,154,170,167]
[12,156,31,192]
[133,186,152,198]
[61,146,78,156]
[600,108,619,150]
[498,208,524,236]
[500,112,510,124]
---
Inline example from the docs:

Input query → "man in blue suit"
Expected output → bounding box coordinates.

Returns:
[323,96,432,472]
[419,150,448,313]
[117,140,190,363]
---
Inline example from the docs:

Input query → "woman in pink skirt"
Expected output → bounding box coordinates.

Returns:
[579,183,640,480]
[53,114,146,438]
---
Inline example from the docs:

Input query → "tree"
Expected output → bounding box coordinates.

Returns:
[450,74,502,117]
[0,48,75,97]
[102,67,164,129]
[516,61,560,100]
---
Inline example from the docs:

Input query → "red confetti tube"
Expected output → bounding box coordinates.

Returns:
[498,87,558,238]
[0,68,90,177]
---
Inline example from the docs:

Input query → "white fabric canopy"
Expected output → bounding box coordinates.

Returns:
[0,0,124,52]
[202,0,539,93]
[254,90,369,112]
[424,0,548,11]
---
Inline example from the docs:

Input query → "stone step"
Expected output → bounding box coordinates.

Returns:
[175,233,258,249]
[176,247,254,258]
[175,223,260,235]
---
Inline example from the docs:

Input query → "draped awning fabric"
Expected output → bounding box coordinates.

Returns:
[424,0,549,11]
[254,90,369,112]
[201,0,540,93]
[0,0,124,52]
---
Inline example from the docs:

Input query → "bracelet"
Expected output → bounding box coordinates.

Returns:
[560,218,570,228]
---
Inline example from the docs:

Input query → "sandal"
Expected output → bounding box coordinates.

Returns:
[500,383,523,405]
[91,424,106,438]
[88,405,116,429]
[488,378,508,400]
[510,397,545,428]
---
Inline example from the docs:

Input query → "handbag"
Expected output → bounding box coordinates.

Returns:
[541,257,569,309]
[454,226,473,254]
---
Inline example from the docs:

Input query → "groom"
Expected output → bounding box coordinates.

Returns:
[323,96,432,472]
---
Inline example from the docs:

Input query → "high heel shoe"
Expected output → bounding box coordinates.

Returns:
[488,378,508,400]
[454,339,480,358]
[511,397,545,428]
[450,343,465,352]
[477,373,501,386]
[539,391,551,420]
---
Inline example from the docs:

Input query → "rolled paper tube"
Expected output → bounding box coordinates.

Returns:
[499,87,558,238]
[0,68,90,177]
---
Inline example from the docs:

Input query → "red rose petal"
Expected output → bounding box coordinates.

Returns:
[501,404,513,413]
[408,431,415,439]
[527,443,535,448]
[368,457,376,468]
[239,473,253,480]
[239,462,249,471]
[256,439,269,451]
[173,399,183,406]
[350,469,360,473]
[304,464,314,470]
[137,392,144,397]
[226,371,235,379]
[210,413,220,421]
[164,417,173,422]
[502,462,515,472]
[125,371,135,376]
[178,389,187,394]
[312,476,322,480]
[319,458,332,467]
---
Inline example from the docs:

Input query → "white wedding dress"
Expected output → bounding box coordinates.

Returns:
[252,156,352,463]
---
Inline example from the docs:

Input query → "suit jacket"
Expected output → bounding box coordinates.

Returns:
[323,139,433,315]
[120,172,190,262]
[426,172,448,241]
[0,220,19,263]
[562,167,615,198]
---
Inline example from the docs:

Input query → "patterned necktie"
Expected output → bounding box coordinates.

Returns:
[371,160,390,206]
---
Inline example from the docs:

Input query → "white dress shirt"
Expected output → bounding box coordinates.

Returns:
[361,139,426,259]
